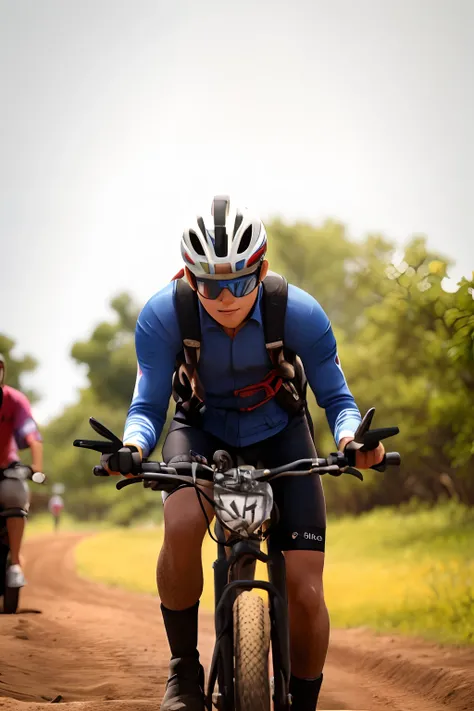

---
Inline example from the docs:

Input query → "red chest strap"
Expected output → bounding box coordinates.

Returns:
[234,370,283,412]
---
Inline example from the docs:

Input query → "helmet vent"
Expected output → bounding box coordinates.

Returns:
[189,230,205,256]
[233,211,243,237]
[237,225,253,254]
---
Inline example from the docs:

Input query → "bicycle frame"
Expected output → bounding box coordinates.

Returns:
[207,519,291,711]
[0,513,22,610]
[0,526,9,598]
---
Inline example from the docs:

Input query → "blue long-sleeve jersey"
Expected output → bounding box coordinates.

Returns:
[124,281,361,456]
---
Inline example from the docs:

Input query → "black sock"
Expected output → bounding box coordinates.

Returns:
[160,601,200,659]
[289,673,323,711]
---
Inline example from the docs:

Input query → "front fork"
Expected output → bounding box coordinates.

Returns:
[207,521,291,711]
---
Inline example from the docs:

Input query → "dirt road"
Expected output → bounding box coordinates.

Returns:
[1,533,473,711]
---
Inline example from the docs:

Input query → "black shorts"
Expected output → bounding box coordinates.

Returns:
[162,412,326,552]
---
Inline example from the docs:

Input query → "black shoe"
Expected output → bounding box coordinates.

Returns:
[160,656,205,711]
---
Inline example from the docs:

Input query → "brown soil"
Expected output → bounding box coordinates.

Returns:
[0,533,473,711]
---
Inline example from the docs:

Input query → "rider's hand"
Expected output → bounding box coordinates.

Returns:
[101,445,142,477]
[339,436,385,469]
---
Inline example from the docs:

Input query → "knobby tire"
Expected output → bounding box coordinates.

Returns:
[233,591,271,711]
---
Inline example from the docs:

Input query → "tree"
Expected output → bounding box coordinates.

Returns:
[70,292,139,408]
[268,220,474,511]
[267,219,394,335]
[42,292,174,523]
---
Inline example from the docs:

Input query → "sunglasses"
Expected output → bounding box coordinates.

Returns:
[195,270,260,300]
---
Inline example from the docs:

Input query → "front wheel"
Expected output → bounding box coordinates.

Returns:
[233,591,271,711]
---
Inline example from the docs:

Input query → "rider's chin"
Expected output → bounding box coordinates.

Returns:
[216,308,242,325]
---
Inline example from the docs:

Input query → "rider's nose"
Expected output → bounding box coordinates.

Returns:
[218,289,235,306]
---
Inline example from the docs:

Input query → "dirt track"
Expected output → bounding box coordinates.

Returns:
[1,533,473,711]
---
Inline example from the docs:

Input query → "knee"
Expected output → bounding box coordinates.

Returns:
[286,551,325,614]
[0,480,29,512]
[163,488,212,549]
[164,514,201,549]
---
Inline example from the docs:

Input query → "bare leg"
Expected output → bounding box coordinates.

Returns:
[6,517,25,566]
[286,550,329,678]
[157,487,215,710]
[157,487,214,609]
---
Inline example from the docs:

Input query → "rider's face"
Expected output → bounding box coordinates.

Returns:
[187,261,269,330]
[200,284,259,329]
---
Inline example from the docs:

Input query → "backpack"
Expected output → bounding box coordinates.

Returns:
[171,271,315,441]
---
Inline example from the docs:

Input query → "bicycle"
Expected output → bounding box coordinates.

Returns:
[0,464,46,614]
[73,407,400,711]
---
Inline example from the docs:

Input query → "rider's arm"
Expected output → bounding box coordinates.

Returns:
[27,436,43,472]
[12,390,43,469]
[123,282,182,457]
[285,284,362,446]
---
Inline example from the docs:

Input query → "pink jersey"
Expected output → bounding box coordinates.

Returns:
[48,495,64,515]
[0,385,42,468]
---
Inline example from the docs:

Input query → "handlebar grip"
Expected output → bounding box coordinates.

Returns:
[141,462,163,473]
[370,452,401,472]
[93,465,110,477]
[31,472,46,484]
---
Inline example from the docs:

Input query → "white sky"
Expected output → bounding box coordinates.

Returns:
[1,0,473,423]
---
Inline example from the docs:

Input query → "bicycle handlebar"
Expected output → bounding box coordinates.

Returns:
[89,448,401,494]
[74,407,401,492]
[1,465,46,484]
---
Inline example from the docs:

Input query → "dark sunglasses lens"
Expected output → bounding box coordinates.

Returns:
[196,280,222,299]
[229,274,258,297]
[196,272,259,300]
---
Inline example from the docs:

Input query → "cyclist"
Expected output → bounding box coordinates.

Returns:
[48,493,64,532]
[102,197,385,711]
[0,353,43,588]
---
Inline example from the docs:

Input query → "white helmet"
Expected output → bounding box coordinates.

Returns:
[181,195,267,277]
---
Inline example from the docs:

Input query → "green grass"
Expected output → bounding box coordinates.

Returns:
[75,526,164,595]
[75,524,268,605]
[25,512,109,538]
[324,502,474,644]
[74,502,474,645]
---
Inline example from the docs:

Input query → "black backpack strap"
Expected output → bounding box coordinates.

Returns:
[261,272,288,349]
[262,272,313,438]
[173,279,205,408]
[175,278,201,349]
[262,272,295,380]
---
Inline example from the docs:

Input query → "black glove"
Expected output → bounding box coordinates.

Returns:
[100,446,142,476]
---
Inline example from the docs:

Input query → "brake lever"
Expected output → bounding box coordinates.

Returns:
[360,427,399,451]
[89,417,123,446]
[73,418,124,454]
[353,408,375,443]
[343,466,364,481]
[346,408,400,456]
[73,438,120,454]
